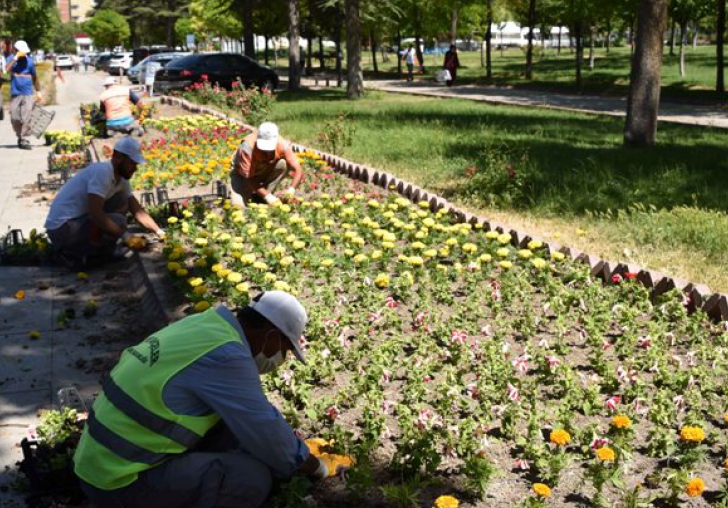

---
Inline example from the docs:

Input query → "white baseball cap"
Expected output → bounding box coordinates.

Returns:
[103,77,118,86]
[256,122,279,152]
[14,41,30,54]
[249,291,308,363]
[114,137,147,165]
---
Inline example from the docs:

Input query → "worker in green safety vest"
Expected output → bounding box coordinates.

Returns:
[73,291,341,507]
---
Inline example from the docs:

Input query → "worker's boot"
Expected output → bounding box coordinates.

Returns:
[18,138,31,150]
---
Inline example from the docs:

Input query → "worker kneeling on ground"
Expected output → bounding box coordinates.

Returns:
[230,121,303,207]
[44,137,165,270]
[74,291,343,508]
[100,76,143,136]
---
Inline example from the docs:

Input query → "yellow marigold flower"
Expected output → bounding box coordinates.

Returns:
[533,483,552,498]
[433,495,459,508]
[531,258,548,269]
[176,268,189,277]
[685,478,705,498]
[321,259,334,268]
[680,426,705,443]
[188,277,204,287]
[596,446,615,462]
[227,272,243,284]
[551,252,565,261]
[528,240,543,250]
[462,243,478,254]
[273,281,291,292]
[612,415,631,429]
[193,301,211,313]
[374,273,390,288]
[518,249,533,259]
[408,256,424,267]
[211,263,223,273]
[167,216,179,224]
[499,261,513,270]
[193,286,208,296]
[27,330,41,340]
[550,429,571,446]
[496,248,510,258]
[235,283,249,293]
[497,233,512,245]
[485,231,499,240]
[479,254,492,263]
[263,273,277,282]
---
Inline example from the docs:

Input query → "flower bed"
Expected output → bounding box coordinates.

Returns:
[178,78,275,127]
[156,149,728,507]
[132,115,249,191]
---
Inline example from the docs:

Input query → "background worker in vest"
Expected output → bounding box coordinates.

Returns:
[5,40,42,149]
[229,122,303,207]
[74,291,344,508]
[100,76,142,136]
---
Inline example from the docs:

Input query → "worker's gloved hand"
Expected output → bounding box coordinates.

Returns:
[311,457,329,481]
[304,439,353,480]
[264,193,280,205]
[155,228,166,241]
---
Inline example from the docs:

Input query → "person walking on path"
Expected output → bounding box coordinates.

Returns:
[5,40,42,149]
[402,45,418,82]
[100,76,143,135]
[44,137,165,270]
[443,44,460,87]
[73,291,346,508]
[0,38,12,122]
[229,122,303,207]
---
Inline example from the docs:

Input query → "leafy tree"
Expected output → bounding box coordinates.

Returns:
[669,0,711,77]
[54,21,81,53]
[84,9,130,49]
[4,0,60,50]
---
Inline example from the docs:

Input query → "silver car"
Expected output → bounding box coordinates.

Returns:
[137,52,190,85]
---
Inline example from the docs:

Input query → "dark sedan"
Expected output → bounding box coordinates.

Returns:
[154,53,279,93]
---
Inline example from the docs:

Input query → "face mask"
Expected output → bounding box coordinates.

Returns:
[254,350,285,374]
[254,333,285,374]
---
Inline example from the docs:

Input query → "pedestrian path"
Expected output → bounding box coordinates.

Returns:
[0,71,104,235]
[351,79,728,129]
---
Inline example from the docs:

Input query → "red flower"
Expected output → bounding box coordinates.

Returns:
[200,74,209,82]
[611,274,623,284]
[625,272,638,280]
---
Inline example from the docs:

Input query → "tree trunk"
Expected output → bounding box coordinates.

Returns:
[414,4,425,72]
[692,25,698,49]
[335,4,343,86]
[319,37,325,70]
[669,20,676,56]
[624,0,669,147]
[589,25,596,69]
[371,28,378,75]
[288,0,301,91]
[630,17,636,54]
[679,21,687,78]
[486,0,493,78]
[718,0,726,93]
[557,26,562,56]
[265,36,269,66]
[345,0,364,98]
[606,21,611,52]
[165,0,176,47]
[306,36,313,76]
[525,0,536,79]
[397,28,402,77]
[575,21,583,88]
[450,7,458,44]
[243,0,255,60]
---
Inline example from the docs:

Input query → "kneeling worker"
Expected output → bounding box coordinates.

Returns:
[230,122,303,207]
[44,137,164,269]
[100,76,142,135]
[74,291,341,507]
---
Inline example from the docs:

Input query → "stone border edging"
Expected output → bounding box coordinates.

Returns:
[158,95,728,321]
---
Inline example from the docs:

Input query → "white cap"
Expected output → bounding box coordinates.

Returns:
[114,137,147,165]
[103,77,118,86]
[249,291,308,363]
[256,122,279,152]
[14,41,30,54]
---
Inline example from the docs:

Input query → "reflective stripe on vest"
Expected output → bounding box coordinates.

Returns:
[73,309,243,490]
[101,376,201,448]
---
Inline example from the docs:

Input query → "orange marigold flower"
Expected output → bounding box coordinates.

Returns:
[15,290,26,300]
[680,426,705,443]
[533,483,552,498]
[724,413,728,424]
[685,478,705,498]
[611,415,631,429]
[550,429,571,446]
[596,446,616,462]
[724,458,728,471]
[433,495,459,508]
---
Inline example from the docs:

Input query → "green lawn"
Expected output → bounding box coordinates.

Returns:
[272,89,728,291]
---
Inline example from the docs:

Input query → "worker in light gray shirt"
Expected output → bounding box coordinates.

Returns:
[74,291,344,507]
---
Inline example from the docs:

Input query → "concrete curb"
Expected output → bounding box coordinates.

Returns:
[157,96,728,322]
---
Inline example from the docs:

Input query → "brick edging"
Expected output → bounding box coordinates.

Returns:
[158,95,728,321]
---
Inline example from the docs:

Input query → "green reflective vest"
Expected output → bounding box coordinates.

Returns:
[74,309,243,490]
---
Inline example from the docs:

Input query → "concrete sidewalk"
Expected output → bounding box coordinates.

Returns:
[356,79,728,129]
[0,71,104,235]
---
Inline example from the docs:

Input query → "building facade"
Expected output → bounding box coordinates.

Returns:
[57,0,95,23]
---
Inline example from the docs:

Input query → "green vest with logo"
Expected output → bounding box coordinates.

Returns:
[73,309,243,490]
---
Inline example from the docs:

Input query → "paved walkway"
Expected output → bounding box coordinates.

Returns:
[350,79,728,129]
[0,70,104,235]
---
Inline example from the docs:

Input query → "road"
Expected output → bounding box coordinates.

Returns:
[0,70,105,236]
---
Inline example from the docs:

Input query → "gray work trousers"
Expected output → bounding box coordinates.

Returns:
[46,191,128,258]
[10,95,34,138]
[229,160,288,207]
[79,424,273,508]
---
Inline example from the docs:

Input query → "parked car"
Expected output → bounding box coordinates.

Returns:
[108,52,133,75]
[132,46,175,66]
[127,60,143,84]
[154,53,279,93]
[94,53,113,72]
[55,55,74,70]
